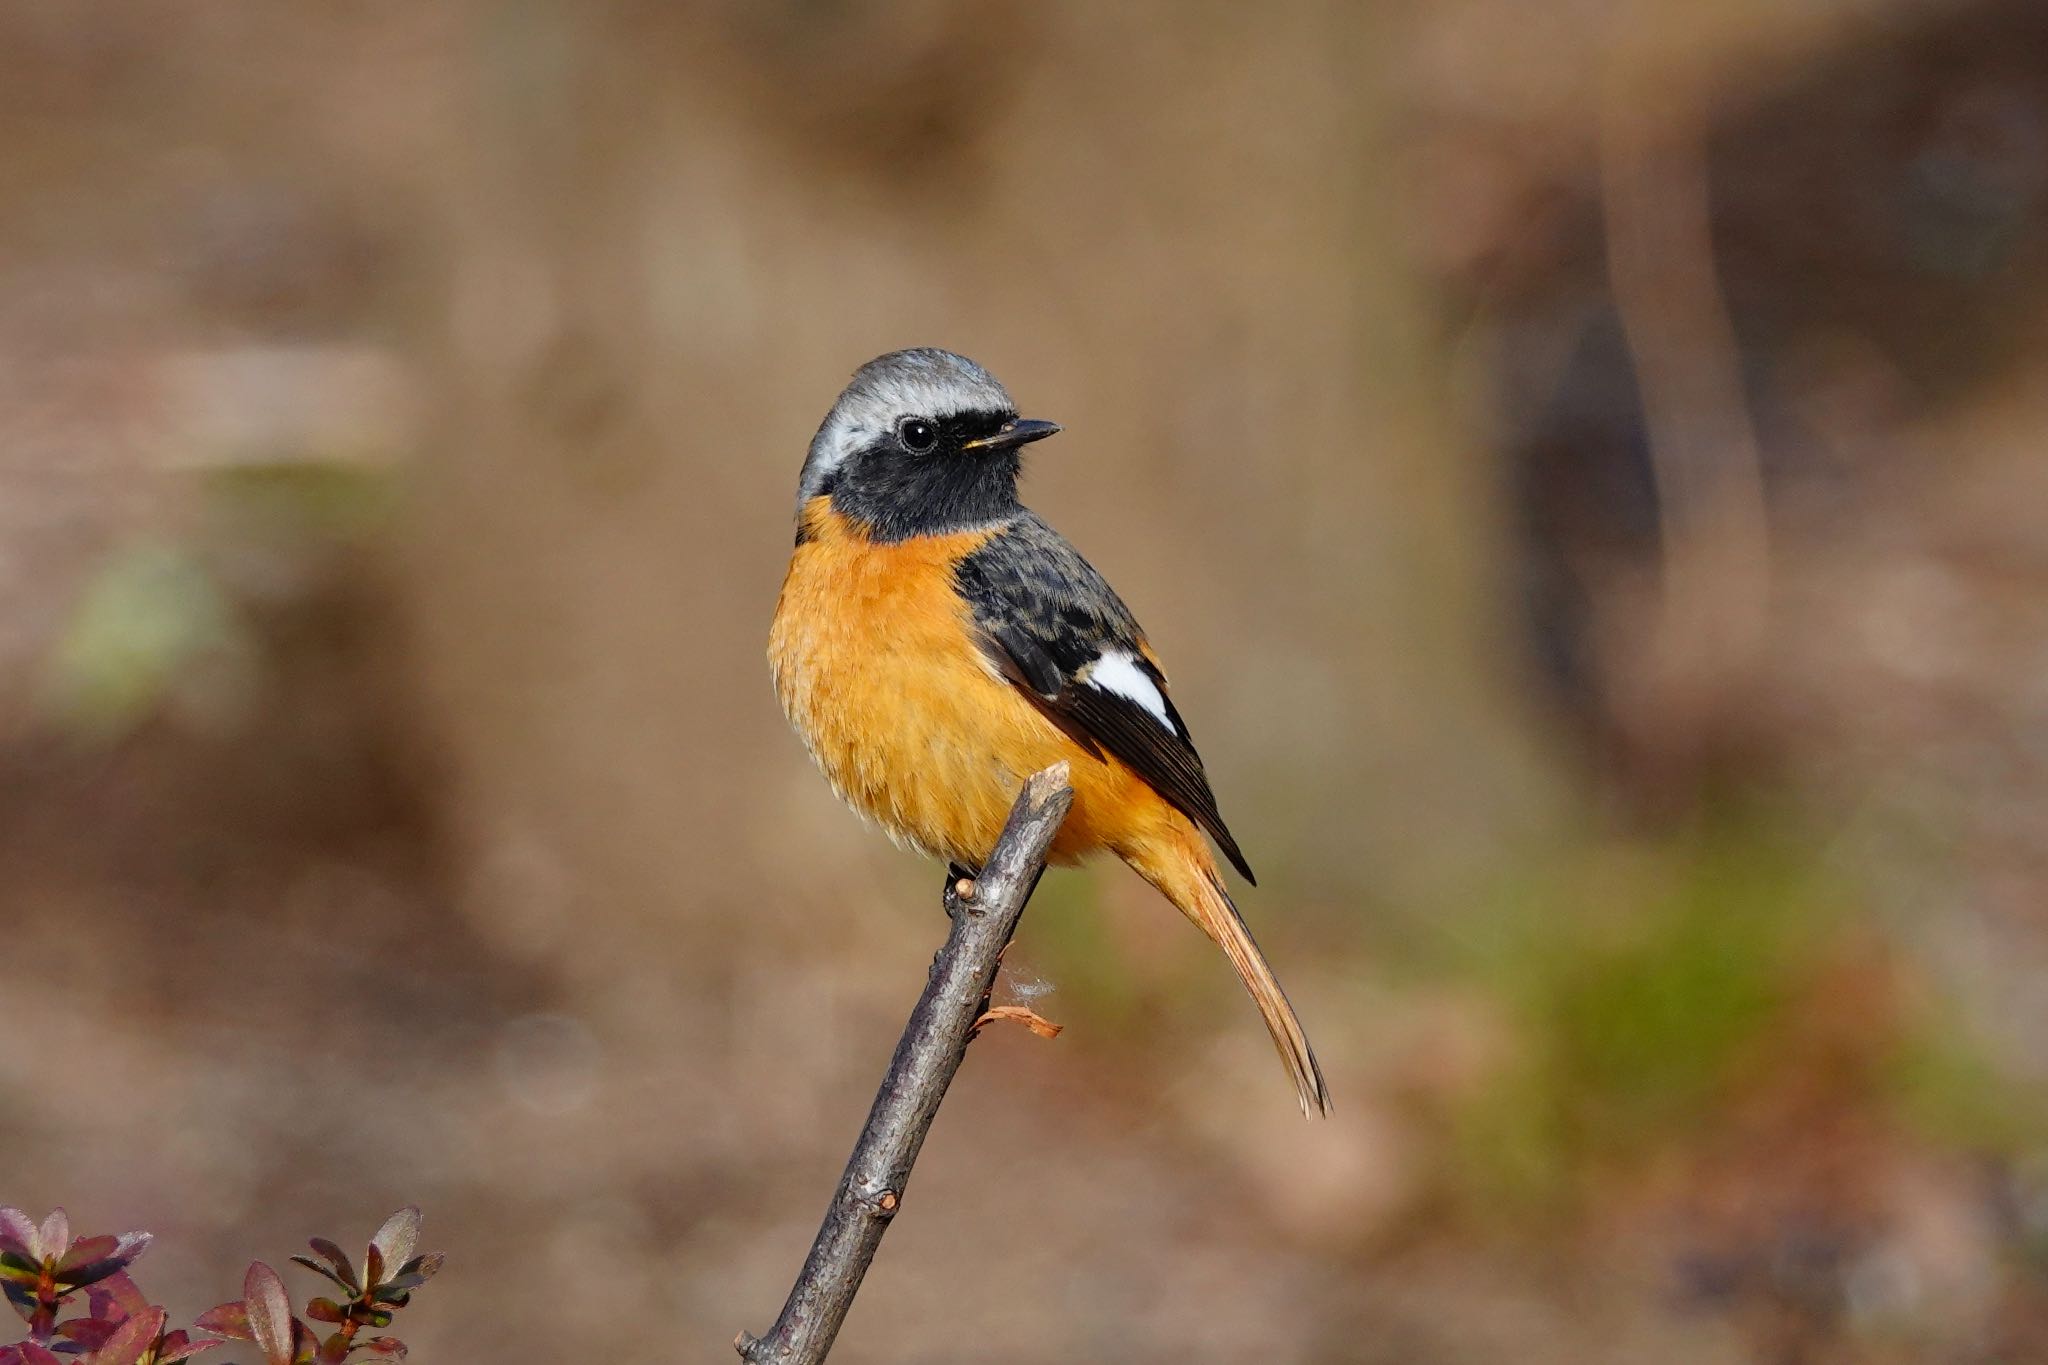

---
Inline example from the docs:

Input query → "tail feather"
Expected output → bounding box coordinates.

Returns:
[1134,840,1331,1117]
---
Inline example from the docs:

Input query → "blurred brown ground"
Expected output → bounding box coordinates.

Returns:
[4,2,2048,1362]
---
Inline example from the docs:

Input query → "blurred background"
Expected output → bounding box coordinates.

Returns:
[4,1,2047,1361]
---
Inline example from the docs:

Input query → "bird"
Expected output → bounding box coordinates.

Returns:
[768,348,1330,1116]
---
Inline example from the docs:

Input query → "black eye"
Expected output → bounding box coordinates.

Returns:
[896,416,939,452]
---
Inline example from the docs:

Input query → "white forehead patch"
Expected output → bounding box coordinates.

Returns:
[798,348,1015,507]
[1086,648,1175,731]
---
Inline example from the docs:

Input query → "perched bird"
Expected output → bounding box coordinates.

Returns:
[769,348,1329,1116]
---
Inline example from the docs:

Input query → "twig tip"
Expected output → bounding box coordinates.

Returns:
[1028,760,1072,800]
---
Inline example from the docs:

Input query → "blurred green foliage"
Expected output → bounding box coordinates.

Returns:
[1014,870,1146,1030]
[36,462,393,743]
[1444,818,1851,1213]
[1436,814,2044,1220]
[202,463,398,543]
[1886,1002,2044,1155]
[38,541,247,742]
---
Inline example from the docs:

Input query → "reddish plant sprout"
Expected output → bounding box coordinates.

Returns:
[200,1210,442,1365]
[3,1208,438,1365]
[68,1277,222,1365]
[0,1209,153,1347]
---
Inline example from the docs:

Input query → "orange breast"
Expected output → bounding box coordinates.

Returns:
[768,499,1182,868]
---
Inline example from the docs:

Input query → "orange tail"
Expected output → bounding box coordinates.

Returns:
[1125,833,1331,1117]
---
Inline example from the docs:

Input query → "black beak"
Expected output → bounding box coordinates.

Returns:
[961,417,1062,452]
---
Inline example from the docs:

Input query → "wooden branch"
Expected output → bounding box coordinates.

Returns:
[735,763,1076,1365]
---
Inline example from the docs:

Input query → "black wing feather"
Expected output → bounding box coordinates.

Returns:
[956,514,1255,883]
[984,618,1105,760]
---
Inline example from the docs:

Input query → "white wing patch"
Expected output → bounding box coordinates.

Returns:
[1086,649,1174,730]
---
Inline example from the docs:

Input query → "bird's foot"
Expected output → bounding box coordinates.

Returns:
[971,1004,1063,1040]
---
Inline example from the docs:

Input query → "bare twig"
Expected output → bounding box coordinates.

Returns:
[734,763,1075,1365]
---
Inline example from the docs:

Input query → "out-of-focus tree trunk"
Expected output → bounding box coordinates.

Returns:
[397,0,1547,969]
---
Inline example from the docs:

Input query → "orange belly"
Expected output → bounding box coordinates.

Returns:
[768,499,1184,868]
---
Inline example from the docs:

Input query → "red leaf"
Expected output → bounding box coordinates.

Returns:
[10,1344,65,1365]
[304,1298,345,1324]
[288,1258,351,1294]
[0,1210,36,1259]
[59,1234,150,1292]
[305,1242,357,1296]
[85,1306,163,1365]
[56,1236,117,1273]
[55,1317,120,1348]
[359,1339,408,1358]
[242,1264,296,1365]
[194,1301,251,1341]
[367,1211,418,1280]
[389,1252,443,1289]
[87,1272,153,1323]
[360,1247,383,1295]
[35,1211,69,1262]
[156,1331,227,1364]
[373,1260,439,1298]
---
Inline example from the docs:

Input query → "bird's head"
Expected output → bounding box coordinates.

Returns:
[797,348,1061,542]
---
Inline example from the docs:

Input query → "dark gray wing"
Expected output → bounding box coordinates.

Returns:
[954,514,1254,883]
